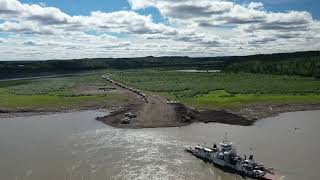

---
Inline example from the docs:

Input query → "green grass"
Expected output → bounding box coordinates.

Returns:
[0,80,32,88]
[109,69,320,109]
[109,70,320,94]
[186,90,320,109]
[0,74,126,109]
[2,70,320,110]
[6,74,112,95]
[0,88,125,109]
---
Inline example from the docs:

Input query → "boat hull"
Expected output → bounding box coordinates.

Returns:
[185,147,279,180]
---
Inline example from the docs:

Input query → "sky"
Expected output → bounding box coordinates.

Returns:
[0,0,319,60]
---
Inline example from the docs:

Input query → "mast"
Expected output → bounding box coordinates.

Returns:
[220,132,232,151]
[224,132,228,143]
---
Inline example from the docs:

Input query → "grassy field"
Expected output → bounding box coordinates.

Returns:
[0,74,128,110]
[2,70,320,110]
[5,74,113,95]
[109,70,320,109]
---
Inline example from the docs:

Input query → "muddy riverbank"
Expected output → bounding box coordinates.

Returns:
[232,102,320,121]
[94,76,320,128]
[95,100,252,128]
[0,100,137,118]
[95,98,320,128]
[1,88,319,127]
[1,102,319,127]
[2,76,320,128]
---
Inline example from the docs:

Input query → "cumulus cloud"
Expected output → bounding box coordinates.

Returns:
[264,11,312,28]
[0,0,319,60]
[157,1,234,19]
[216,4,267,24]
[0,0,72,25]
[238,11,313,33]
[0,0,174,36]
[128,0,314,29]
[81,11,176,35]
[130,0,319,48]
[0,21,56,34]
[247,2,264,10]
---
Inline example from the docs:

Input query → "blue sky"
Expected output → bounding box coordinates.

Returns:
[21,0,131,15]
[20,0,167,22]
[20,0,320,19]
[0,0,319,60]
[253,0,320,19]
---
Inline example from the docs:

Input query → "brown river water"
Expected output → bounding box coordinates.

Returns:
[0,110,320,180]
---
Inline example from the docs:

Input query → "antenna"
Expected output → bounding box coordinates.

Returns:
[224,132,228,143]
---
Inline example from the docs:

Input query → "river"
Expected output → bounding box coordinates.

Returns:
[0,110,320,180]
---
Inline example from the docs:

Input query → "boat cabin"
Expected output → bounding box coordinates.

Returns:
[220,141,233,151]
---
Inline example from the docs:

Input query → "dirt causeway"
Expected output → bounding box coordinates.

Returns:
[96,77,320,128]
[96,78,253,128]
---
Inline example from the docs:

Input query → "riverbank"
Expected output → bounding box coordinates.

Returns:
[0,73,133,118]
[0,104,123,118]
[96,94,252,128]
[89,70,320,128]
[1,71,320,128]
[95,97,320,128]
[94,76,320,128]
[2,98,320,128]
[232,102,320,120]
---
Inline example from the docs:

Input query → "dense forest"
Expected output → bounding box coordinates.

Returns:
[0,51,319,79]
[0,56,226,78]
[225,51,320,78]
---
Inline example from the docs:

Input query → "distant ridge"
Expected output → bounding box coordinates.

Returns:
[0,51,319,79]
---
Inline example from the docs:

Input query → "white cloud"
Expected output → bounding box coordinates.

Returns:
[0,0,174,36]
[128,0,156,10]
[81,11,176,35]
[0,0,319,60]
[247,2,264,10]
[238,11,312,33]
[0,21,57,34]
[0,0,72,25]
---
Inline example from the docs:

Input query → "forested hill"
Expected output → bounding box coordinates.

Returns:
[0,56,226,79]
[224,51,320,78]
[0,51,319,79]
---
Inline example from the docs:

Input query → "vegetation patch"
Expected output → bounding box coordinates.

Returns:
[0,74,127,110]
[6,74,112,95]
[109,70,320,109]
[186,90,320,109]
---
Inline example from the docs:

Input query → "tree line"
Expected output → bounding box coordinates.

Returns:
[0,51,319,79]
[225,51,320,78]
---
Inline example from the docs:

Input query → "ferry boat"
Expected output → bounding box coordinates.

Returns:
[185,136,281,180]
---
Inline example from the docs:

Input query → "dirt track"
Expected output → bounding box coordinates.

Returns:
[96,78,252,128]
